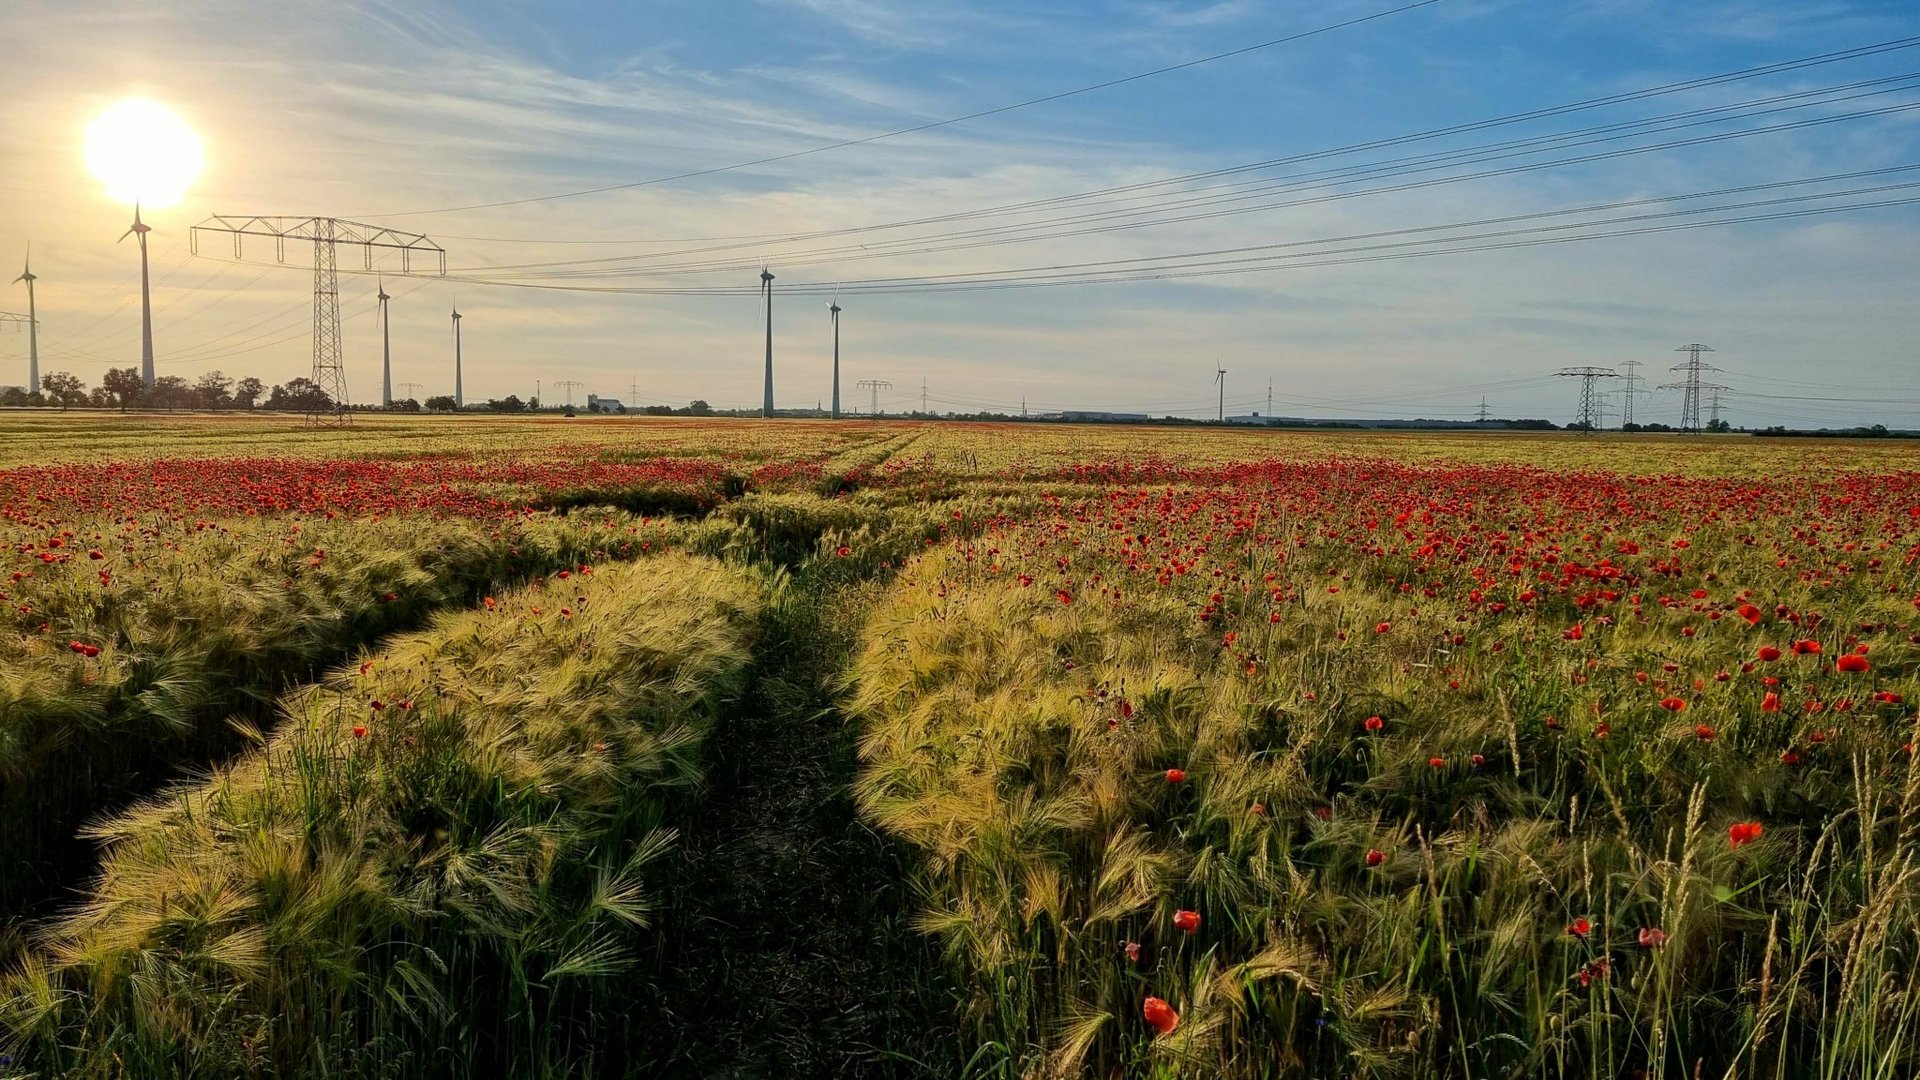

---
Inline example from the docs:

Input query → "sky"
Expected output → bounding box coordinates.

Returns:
[2,0,1918,426]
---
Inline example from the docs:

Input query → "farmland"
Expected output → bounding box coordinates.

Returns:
[0,412,1916,1079]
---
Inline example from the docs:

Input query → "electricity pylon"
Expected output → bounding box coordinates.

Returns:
[857,378,891,417]
[1554,367,1618,432]
[555,379,583,408]
[191,216,445,425]
[1659,343,1719,433]
[1700,383,1734,430]
[1618,360,1651,428]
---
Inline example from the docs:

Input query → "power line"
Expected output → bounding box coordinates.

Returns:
[430,35,1920,247]
[364,0,1445,218]
[446,73,1920,277]
[421,179,1920,296]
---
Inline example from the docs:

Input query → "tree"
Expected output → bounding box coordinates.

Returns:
[39,371,85,411]
[423,395,458,412]
[100,367,145,412]
[486,395,526,413]
[152,375,194,411]
[391,397,421,412]
[194,370,234,409]
[0,386,27,407]
[264,377,332,412]
[687,399,713,416]
[233,376,265,409]
[1706,418,1731,433]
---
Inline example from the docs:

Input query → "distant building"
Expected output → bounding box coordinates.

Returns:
[1058,410,1151,422]
[584,394,625,414]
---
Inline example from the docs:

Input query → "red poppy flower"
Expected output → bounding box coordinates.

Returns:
[1374,621,1391,634]
[1761,692,1781,713]
[1693,724,1715,741]
[1780,748,1801,765]
[1661,697,1688,712]
[1728,821,1763,848]
[1567,917,1592,938]
[352,725,369,739]
[1429,756,1446,768]
[1172,909,1201,934]
[1792,639,1821,655]
[836,545,851,557]
[1757,645,1782,662]
[1164,768,1186,784]
[1365,848,1386,867]
[1638,927,1668,948]
[1836,654,1870,674]
[1056,589,1072,605]
[1142,996,1179,1034]
[1364,715,1385,733]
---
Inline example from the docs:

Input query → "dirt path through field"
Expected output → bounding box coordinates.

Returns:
[637,574,961,1078]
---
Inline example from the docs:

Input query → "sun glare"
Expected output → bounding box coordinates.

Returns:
[84,99,203,208]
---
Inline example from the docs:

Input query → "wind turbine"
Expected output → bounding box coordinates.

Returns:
[829,292,842,420]
[12,246,37,395]
[450,301,463,408]
[760,267,775,417]
[377,278,392,407]
[119,204,155,390]
[1214,365,1226,422]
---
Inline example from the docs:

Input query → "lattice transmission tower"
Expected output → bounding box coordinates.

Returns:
[857,378,891,417]
[192,216,445,425]
[1618,360,1652,428]
[1659,343,1719,434]
[1554,367,1618,432]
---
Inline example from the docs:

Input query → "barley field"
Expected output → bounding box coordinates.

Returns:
[1,412,1916,1079]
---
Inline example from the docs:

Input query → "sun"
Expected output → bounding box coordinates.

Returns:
[84,99,203,209]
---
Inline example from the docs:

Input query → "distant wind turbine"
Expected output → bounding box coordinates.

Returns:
[11,246,37,395]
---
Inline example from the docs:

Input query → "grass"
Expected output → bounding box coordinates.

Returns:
[0,511,671,919]
[2,552,765,1077]
[847,457,1920,1077]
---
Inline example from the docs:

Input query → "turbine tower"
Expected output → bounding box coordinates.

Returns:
[377,279,392,407]
[120,204,155,390]
[451,303,464,408]
[1214,365,1226,422]
[1554,367,1619,432]
[12,247,38,395]
[1659,344,1719,433]
[829,298,842,420]
[760,267,775,418]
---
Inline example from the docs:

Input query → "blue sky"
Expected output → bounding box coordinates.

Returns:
[3,0,1919,425]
